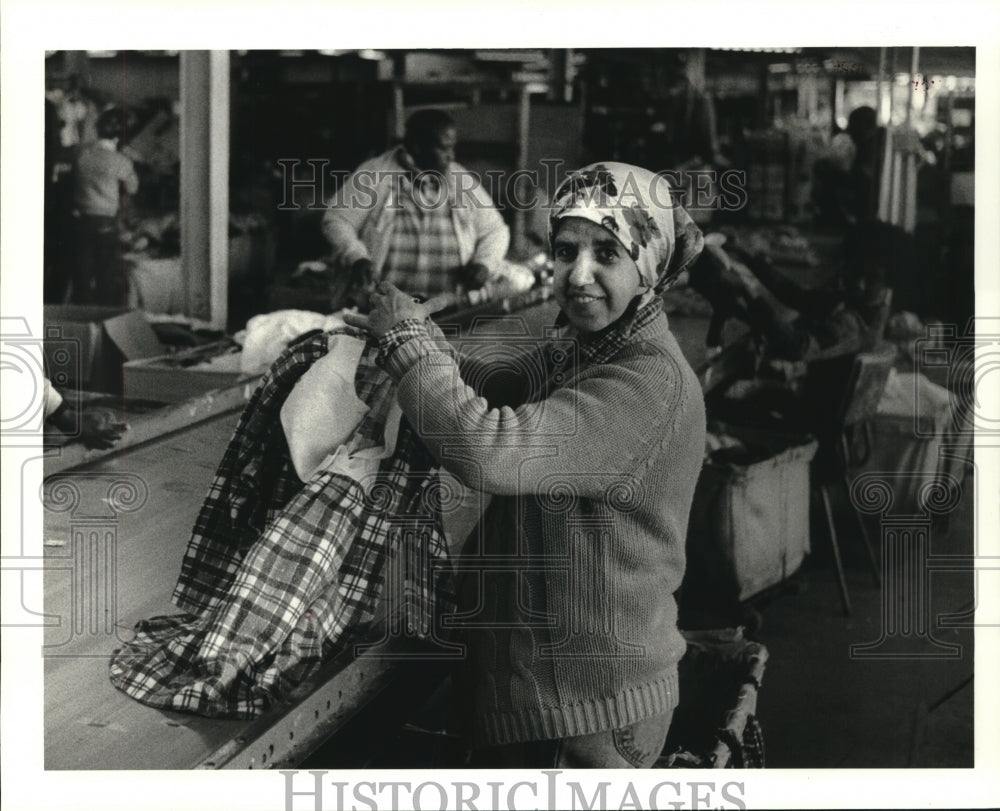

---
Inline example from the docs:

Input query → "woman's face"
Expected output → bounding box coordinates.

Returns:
[552,217,644,333]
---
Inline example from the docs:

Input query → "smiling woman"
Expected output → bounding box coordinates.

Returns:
[345,161,709,769]
[547,162,702,324]
[552,217,644,333]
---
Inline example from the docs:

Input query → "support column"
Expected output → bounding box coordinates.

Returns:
[179,51,229,329]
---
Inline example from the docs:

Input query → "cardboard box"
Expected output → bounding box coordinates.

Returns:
[43,306,164,393]
[123,343,253,403]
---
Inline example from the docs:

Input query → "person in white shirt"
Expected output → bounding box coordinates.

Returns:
[322,109,508,310]
[71,107,139,306]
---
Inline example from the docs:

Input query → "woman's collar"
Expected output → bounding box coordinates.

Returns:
[556,295,664,362]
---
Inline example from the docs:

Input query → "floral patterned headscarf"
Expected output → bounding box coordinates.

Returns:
[548,162,704,296]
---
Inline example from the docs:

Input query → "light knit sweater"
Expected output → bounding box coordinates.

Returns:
[379,308,706,746]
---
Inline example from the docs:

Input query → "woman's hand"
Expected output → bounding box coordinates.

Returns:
[342,281,451,337]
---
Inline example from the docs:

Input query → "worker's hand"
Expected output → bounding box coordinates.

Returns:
[350,258,375,286]
[347,284,373,313]
[342,282,450,338]
[458,262,491,291]
[346,258,376,311]
[79,410,128,450]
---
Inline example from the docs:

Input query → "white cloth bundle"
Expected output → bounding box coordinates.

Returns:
[280,332,401,482]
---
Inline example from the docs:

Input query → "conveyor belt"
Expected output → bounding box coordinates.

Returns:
[41,410,426,770]
[44,411,243,768]
[42,380,258,478]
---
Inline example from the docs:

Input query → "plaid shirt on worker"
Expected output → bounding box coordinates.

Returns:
[381,176,463,298]
[109,331,454,719]
[323,148,509,299]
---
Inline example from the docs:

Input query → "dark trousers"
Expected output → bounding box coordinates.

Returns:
[73,215,124,306]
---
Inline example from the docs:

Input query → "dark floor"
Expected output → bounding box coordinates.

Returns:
[752,480,975,768]
[303,465,977,771]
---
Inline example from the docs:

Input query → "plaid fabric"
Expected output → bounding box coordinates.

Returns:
[576,296,666,366]
[377,299,665,403]
[381,181,462,298]
[108,330,454,719]
[376,318,430,368]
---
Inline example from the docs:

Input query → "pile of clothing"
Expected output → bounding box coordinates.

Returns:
[110,330,455,718]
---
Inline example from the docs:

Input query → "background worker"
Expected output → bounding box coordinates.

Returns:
[322,109,509,310]
[71,107,139,306]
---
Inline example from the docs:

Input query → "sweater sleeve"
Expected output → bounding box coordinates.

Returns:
[378,323,683,497]
[120,156,139,195]
[450,164,509,274]
[322,159,384,270]
[469,191,510,273]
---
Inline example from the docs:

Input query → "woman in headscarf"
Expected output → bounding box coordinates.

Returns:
[345,162,706,768]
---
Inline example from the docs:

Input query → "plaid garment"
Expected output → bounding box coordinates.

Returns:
[381,179,462,298]
[376,318,433,368]
[574,296,666,366]
[109,330,454,719]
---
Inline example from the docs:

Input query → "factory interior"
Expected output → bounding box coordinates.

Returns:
[28,45,986,782]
